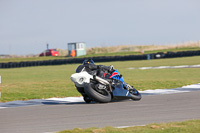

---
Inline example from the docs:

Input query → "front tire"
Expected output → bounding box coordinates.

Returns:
[84,83,111,103]
[129,88,142,100]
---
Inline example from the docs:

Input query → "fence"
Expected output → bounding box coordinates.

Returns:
[0,50,200,69]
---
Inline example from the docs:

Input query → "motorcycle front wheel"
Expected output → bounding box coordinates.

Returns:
[84,83,111,103]
[129,88,142,101]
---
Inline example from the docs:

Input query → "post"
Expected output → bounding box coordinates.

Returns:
[0,75,1,99]
[47,43,49,50]
[147,54,151,60]
[198,41,200,48]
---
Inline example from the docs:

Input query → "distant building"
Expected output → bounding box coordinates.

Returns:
[68,42,86,57]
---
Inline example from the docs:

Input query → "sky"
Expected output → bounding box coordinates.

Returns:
[0,0,200,55]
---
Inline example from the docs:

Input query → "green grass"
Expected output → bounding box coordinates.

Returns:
[57,119,200,133]
[0,56,200,102]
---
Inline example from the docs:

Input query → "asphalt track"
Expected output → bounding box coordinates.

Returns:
[1,91,200,133]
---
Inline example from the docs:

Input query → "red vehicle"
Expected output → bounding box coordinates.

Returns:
[39,49,59,56]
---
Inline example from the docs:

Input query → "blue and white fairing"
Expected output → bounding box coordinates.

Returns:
[108,70,124,82]
[109,70,131,98]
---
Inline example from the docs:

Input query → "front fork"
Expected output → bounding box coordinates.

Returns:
[123,82,131,90]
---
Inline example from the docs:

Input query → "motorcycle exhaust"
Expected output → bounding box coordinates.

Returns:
[93,75,112,92]
[93,75,109,85]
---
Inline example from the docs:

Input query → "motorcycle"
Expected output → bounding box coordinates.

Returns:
[70,65,142,103]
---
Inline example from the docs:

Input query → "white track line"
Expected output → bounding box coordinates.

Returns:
[128,64,200,70]
[46,97,84,102]
[140,89,189,95]
[116,124,146,129]
[182,83,200,88]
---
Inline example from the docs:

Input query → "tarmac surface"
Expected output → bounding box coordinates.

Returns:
[1,91,200,133]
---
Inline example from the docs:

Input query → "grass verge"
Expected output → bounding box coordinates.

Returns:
[0,56,200,102]
[57,119,200,133]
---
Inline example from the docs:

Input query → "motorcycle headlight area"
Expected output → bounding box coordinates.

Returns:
[77,77,86,84]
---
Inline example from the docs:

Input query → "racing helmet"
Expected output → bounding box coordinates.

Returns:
[83,59,95,65]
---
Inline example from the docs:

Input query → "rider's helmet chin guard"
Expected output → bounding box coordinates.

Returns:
[83,59,95,65]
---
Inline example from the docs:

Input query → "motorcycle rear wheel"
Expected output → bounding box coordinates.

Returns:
[84,83,111,103]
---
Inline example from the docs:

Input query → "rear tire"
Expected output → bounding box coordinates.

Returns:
[84,83,111,103]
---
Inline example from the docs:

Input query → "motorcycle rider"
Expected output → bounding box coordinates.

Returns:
[80,59,114,78]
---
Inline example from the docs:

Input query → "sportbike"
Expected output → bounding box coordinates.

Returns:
[71,65,142,103]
